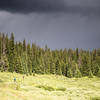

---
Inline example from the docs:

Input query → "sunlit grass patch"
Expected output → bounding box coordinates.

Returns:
[0,72,100,100]
[0,79,3,83]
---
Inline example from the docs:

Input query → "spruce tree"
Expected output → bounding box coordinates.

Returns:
[50,62,56,74]
[14,56,24,74]
[82,53,89,76]
[96,64,100,77]
[21,52,28,75]
[67,68,73,78]
[61,61,66,76]
[75,64,82,78]
[75,48,79,62]
[88,53,93,78]
[27,57,32,75]
[88,69,94,78]
[17,42,23,56]
[5,34,9,56]
[23,39,26,52]
[55,59,62,75]
[0,54,9,72]
[8,33,15,72]
[0,33,2,59]
[2,33,6,55]
[97,69,100,77]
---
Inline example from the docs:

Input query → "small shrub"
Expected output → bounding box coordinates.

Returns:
[16,83,20,90]
[56,87,66,91]
[9,83,20,90]
[36,85,55,91]
[91,97,100,100]
[33,73,35,76]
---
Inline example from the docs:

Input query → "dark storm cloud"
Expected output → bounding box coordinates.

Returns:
[0,0,66,13]
[0,0,100,16]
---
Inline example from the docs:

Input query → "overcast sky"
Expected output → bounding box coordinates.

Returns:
[0,0,100,50]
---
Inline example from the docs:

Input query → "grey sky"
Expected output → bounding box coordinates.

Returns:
[0,0,100,49]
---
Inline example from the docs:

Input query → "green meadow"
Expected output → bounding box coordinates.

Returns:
[0,72,100,100]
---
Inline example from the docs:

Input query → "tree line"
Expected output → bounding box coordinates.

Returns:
[0,33,100,78]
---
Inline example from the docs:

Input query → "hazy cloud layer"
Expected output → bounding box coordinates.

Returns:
[0,0,100,16]
[0,11,100,49]
[0,0,100,49]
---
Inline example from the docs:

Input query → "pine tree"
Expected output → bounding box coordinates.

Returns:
[40,56,45,74]
[32,57,37,73]
[81,53,89,76]
[8,33,15,72]
[88,54,94,78]
[21,52,28,75]
[0,54,9,72]
[49,54,56,74]
[93,49,97,61]
[61,61,66,76]
[65,62,68,77]
[88,69,93,78]
[67,68,73,78]
[44,58,50,74]
[27,43,31,56]
[0,33,2,59]
[96,64,100,77]
[97,69,100,77]
[75,48,79,62]
[27,57,32,75]
[5,34,9,56]
[75,64,82,78]
[17,42,23,56]
[27,43,33,75]
[50,62,56,74]
[55,59,62,75]
[2,33,6,55]
[23,39,26,52]
[14,55,24,74]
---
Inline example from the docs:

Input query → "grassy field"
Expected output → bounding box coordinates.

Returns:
[0,72,100,100]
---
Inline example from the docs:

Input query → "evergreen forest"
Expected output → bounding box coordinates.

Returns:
[0,33,100,78]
